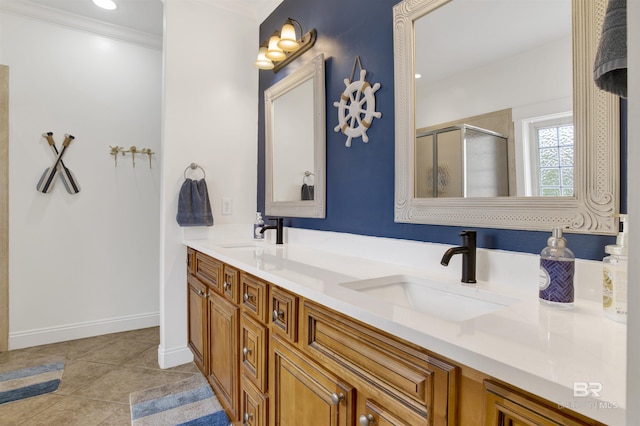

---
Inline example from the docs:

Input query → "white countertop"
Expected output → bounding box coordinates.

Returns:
[185,228,626,425]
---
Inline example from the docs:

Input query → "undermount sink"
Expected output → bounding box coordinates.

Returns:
[339,274,520,322]
[218,242,267,249]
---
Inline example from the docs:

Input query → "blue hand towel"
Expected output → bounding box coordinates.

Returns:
[593,0,627,97]
[176,178,213,227]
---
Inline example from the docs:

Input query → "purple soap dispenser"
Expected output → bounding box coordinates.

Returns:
[539,228,575,307]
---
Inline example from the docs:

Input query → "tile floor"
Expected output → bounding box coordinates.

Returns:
[0,327,202,425]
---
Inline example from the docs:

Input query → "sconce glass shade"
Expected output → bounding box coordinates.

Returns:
[93,0,117,9]
[277,21,300,51]
[254,46,274,70]
[266,34,286,61]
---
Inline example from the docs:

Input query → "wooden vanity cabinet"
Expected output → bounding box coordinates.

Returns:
[187,249,605,426]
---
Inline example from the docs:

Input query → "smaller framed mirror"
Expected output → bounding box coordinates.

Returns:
[265,54,326,218]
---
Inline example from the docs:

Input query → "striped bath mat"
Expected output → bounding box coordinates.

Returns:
[0,355,65,404]
[129,374,230,425]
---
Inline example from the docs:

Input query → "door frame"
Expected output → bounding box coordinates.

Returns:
[1,64,8,352]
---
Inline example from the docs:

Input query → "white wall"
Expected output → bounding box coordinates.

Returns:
[159,0,258,368]
[416,37,572,129]
[0,11,162,348]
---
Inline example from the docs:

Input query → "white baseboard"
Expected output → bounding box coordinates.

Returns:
[157,345,194,369]
[8,312,160,350]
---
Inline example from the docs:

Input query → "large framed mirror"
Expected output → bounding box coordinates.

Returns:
[265,54,326,218]
[393,0,619,234]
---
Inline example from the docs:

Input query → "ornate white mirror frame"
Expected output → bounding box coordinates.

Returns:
[265,54,326,218]
[393,0,620,234]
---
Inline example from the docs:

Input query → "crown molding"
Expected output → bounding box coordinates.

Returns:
[0,0,162,50]
[194,0,282,23]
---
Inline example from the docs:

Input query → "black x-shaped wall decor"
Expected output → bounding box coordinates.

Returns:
[36,132,80,194]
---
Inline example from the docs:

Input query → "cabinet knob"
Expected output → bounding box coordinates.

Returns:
[242,347,252,357]
[331,392,344,406]
[272,309,284,322]
[244,293,254,302]
[359,414,375,426]
[224,281,231,291]
[243,412,253,425]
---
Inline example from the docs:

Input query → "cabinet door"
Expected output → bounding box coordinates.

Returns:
[208,290,240,421]
[270,335,354,426]
[484,381,605,426]
[187,274,207,373]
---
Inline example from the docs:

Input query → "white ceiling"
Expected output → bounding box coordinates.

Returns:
[23,0,282,36]
[415,0,572,85]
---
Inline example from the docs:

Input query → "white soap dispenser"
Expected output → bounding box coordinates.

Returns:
[253,212,264,240]
[603,214,628,323]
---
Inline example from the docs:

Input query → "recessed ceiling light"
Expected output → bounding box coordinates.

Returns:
[93,0,117,10]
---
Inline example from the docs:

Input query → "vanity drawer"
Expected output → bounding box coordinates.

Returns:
[270,286,298,343]
[241,312,268,392]
[303,301,457,425]
[195,252,223,293]
[241,376,268,426]
[187,247,196,275]
[222,264,240,304]
[241,273,269,324]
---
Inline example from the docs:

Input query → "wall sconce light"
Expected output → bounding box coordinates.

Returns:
[254,18,317,72]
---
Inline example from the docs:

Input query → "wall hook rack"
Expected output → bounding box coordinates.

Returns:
[109,145,155,169]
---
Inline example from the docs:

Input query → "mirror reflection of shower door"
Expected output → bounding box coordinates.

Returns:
[464,127,509,197]
[416,125,509,198]
[436,128,462,197]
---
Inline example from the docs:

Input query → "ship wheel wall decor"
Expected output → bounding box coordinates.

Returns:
[333,57,382,147]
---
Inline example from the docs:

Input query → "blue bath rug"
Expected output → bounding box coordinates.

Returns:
[130,374,230,425]
[0,356,65,404]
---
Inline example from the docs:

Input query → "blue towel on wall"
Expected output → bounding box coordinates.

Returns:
[176,178,213,227]
[594,0,627,97]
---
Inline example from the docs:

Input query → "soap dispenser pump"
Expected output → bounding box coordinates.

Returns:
[539,228,575,307]
[603,214,628,322]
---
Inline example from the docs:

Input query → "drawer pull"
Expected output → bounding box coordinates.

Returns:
[331,392,344,406]
[359,414,375,426]
[243,293,255,302]
[272,309,285,322]
[242,347,252,357]
[223,281,231,291]
[243,412,253,424]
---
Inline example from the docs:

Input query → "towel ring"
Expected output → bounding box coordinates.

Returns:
[184,163,206,179]
[303,171,314,185]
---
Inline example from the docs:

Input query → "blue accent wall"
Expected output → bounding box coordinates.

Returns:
[257,0,626,261]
